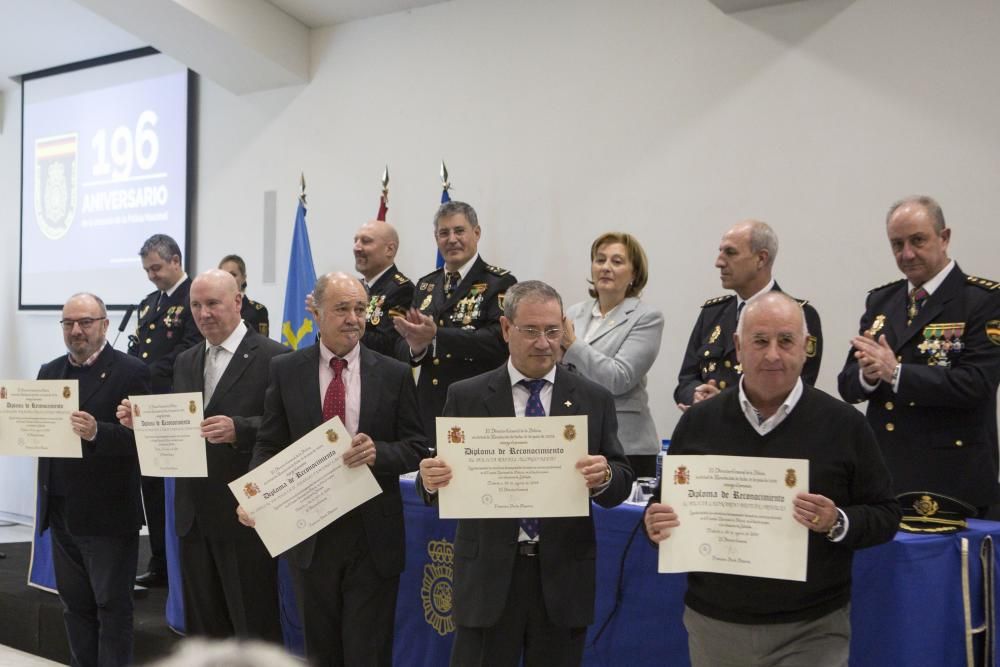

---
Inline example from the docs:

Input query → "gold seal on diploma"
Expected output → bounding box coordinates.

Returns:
[63,386,71,399]
[447,427,465,444]
[326,429,338,444]
[785,468,797,487]
[563,424,576,441]
[673,466,690,485]
[188,400,197,414]
[243,482,260,498]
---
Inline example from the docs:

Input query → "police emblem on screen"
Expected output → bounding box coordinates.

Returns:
[34,134,79,240]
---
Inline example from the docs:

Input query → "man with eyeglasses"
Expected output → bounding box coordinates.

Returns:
[418,281,633,666]
[394,201,516,445]
[129,233,202,587]
[37,293,151,667]
[240,272,428,666]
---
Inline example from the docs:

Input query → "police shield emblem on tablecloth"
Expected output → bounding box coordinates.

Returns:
[34,134,78,240]
[421,538,455,637]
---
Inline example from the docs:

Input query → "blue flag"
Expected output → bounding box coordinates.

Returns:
[436,187,450,269]
[281,200,318,350]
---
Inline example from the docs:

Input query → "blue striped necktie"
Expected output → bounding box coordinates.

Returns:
[519,378,547,540]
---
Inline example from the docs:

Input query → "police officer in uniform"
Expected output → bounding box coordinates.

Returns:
[838,195,1000,512]
[219,254,270,337]
[674,220,822,410]
[129,233,203,586]
[394,201,516,443]
[353,219,414,356]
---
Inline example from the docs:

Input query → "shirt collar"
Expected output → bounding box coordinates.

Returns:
[738,376,803,426]
[364,264,393,289]
[448,253,480,283]
[507,359,557,388]
[909,259,955,296]
[164,273,188,297]
[737,279,775,308]
[319,338,362,368]
[67,341,107,368]
[206,321,247,355]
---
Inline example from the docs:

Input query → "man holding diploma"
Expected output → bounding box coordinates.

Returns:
[119,270,287,641]
[242,272,427,666]
[645,292,899,666]
[418,281,633,666]
[37,293,151,667]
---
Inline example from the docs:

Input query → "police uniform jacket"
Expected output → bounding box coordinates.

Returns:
[401,256,516,443]
[674,282,823,406]
[129,276,203,393]
[362,264,413,357]
[240,295,270,337]
[837,265,1000,507]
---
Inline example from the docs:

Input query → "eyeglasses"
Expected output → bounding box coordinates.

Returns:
[60,317,106,331]
[512,325,563,341]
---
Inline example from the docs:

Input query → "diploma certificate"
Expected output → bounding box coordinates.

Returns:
[129,392,207,477]
[229,417,381,557]
[435,415,589,519]
[658,455,809,581]
[0,380,80,458]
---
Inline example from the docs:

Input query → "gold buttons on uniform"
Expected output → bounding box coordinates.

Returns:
[145,338,152,344]
[439,320,445,326]
[704,350,710,357]
[431,378,439,386]
[149,323,156,330]
[909,402,916,407]
[955,440,964,447]
[885,402,894,410]
[142,352,149,359]
[719,381,727,389]
[724,361,731,368]
[885,423,895,432]
[433,358,440,366]
[446,353,452,359]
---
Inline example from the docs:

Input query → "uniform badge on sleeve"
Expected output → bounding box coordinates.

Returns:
[987,320,1000,346]
[708,325,721,344]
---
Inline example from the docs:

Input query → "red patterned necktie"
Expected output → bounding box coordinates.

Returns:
[323,358,347,422]
[907,287,929,325]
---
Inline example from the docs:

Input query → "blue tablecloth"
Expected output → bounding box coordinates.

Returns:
[30,478,1000,665]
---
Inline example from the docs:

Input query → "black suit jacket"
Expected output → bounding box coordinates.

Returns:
[401,256,516,443]
[250,343,429,574]
[362,264,413,357]
[37,345,151,536]
[422,364,634,629]
[838,265,1000,506]
[172,329,289,539]
[129,277,203,393]
[674,282,823,405]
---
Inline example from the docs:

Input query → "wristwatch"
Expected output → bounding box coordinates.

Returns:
[603,466,612,484]
[826,510,847,541]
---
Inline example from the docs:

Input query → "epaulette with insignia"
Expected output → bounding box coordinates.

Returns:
[251,300,264,311]
[702,294,735,308]
[417,268,443,282]
[485,264,510,276]
[868,278,906,294]
[393,272,410,285]
[967,275,1000,291]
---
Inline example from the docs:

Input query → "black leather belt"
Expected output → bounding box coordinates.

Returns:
[517,541,539,557]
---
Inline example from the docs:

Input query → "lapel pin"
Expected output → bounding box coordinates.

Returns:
[564,400,572,407]
[243,353,249,358]
[100,372,107,379]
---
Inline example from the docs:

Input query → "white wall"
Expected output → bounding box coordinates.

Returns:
[3,0,1000,516]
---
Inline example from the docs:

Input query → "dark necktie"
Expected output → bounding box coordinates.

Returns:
[323,358,348,423]
[907,287,929,325]
[444,272,460,298]
[519,378,547,540]
[736,300,745,325]
[155,291,166,311]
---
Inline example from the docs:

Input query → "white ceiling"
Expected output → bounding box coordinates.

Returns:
[0,0,445,92]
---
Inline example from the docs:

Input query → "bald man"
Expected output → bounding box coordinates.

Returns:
[675,220,823,410]
[354,220,414,356]
[119,270,288,641]
[246,272,428,666]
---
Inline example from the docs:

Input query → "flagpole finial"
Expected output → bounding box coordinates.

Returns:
[299,172,307,206]
[381,165,389,193]
[440,160,450,191]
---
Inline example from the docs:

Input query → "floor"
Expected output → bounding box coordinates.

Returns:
[0,521,64,666]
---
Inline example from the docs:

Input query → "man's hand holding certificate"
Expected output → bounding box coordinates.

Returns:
[230,417,381,557]
[425,415,607,519]
[649,455,812,582]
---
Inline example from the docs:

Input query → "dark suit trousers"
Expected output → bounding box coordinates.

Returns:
[450,554,586,667]
[287,513,398,667]
[140,475,166,573]
[179,522,282,643]
[48,498,138,667]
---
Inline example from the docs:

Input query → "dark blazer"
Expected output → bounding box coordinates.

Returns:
[401,256,517,443]
[422,364,634,629]
[362,263,413,357]
[129,277,203,393]
[838,265,1000,507]
[674,282,823,405]
[172,328,289,539]
[250,343,429,574]
[37,345,151,536]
